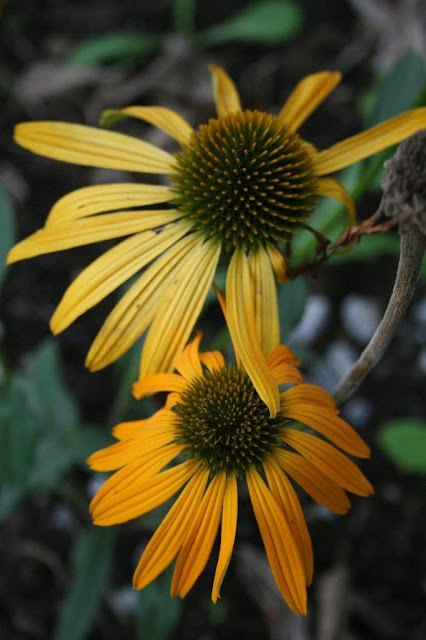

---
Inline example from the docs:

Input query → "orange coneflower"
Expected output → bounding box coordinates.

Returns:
[88,333,372,614]
[8,65,425,415]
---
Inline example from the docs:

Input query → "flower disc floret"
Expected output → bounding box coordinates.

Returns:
[171,110,318,251]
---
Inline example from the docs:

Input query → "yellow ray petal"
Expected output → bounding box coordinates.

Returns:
[246,468,307,615]
[280,383,335,409]
[86,233,199,371]
[140,238,221,377]
[266,243,287,283]
[199,350,225,372]
[211,473,238,603]
[248,246,280,357]
[267,344,301,368]
[208,64,242,117]
[316,176,356,226]
[282,430,373,496]
[314,107,426,175]
[7,210,182,263]
[270,363,302,386]
[91,460,197,526]
[171,471,226,598]
[50,219,191,334]
[132,374,187,400]
[104,106,194,146]
[112,407,170,440]
[165,392,181,409]
[134,468,209,589]
[263,458,313,585]
[14,122,176,173]
[275,449,351,515]
[226,250,280,417]
[175,332,203,380]
[46,183,174,227]
[278,71,341,131]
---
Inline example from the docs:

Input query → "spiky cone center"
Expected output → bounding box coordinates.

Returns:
[170,110,318,251]
[173,366,286,476]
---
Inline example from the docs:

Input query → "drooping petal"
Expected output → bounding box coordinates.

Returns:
[132,374,187,400]
[267,344,301,368]
[86,233,199,371]
[46,183,174,227]
[133,467,209,589]
[91,460,197,526]
[199,350,226,372]
[278,71,341,131]
[315,176,356,226]
[171,471,226,598]
[140,237,221,377]
[248,246,280,357]
[270,363,302,386]
[226,250,280,417]
[314,107,426,175]
[280,383,335,408]
[212,473,238,603]
[14,122,175,173]
[103,106,194,146]
[246,468,307,615]
[266,243,287,283]
[209,64,242,117]
[282,430,373,496]
[263,458,313,585]
[50,218,191,334]
[175,332,203,380]
[7,210,182,262]
[275,449,351,515]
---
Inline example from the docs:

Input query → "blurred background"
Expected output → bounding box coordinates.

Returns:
[0,1,425,638]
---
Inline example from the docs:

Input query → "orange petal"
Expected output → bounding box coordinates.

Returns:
[211,473,238,602]
[112,408,170,440]
[175,332,203,380]
[132,374,187,400]
[267,345,301,368]
[199,350,226,372]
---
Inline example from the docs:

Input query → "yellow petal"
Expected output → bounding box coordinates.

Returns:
[199,350,225,372]
[133,467,209,589]
[278,71,341,131]
[175,332,203,380]
[248,246,280,357]
[112,408,170,440]
[106,106,194,146]
[140,238,221,377]
[46,183,174,227]
[246,468,307,615]
[86,233,199,371]
[275,449,351,515]
[133,373,187,399]
[226,250,280,417]
[263,458,313,585]
[211,473,238,603]
[282,430,373,496]
[208,64,242,117]
[50,219,191,334]
[266,243,287,283]
[314,107,426,175]
[171,471,226,598]
[316,176,356,226]
[267,344,301,368]
[280,383,335,408]
[7,210,182,263]
[14,121,175,173]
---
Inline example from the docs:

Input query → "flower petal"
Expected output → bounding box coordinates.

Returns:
[199,350,226,372]
[132,374,187,400]
[282,430,373,496]
[211,473,238,603]
[246,468,307,615]
[140,237,221,376]
[208,64,242,117]
[50,219,191,334]
[105,106,194,146]
[133,467,209,589]
[266,243,287,283]
[14,122,175,173]
[175,332,203,380]
[248,246,280,357]
[314,107,426,175]
[316,176,356,226]
[226,250,280,417]
[267,344,301,368]
[278,71,341,131]
[112,408,170,440]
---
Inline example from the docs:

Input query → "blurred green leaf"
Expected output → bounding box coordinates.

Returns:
[30,437,74,489]
[278,277,308,342]
[201,0,304,46]
[0,181,16,289]
[377,418,426,474]
[0,485,24,520]
[173,0,196,39]
[68,32,162,66]
[135,565,182,640]
[54,528,116,640]
[68,425,112,466]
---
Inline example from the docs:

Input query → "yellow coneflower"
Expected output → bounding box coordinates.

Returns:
[88,333,372,615]
[8,65,425,415]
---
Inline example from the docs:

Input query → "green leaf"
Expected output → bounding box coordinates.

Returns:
[68,32,162,66]
[201,0,305,46]
[278,277,308,342]
[54,528,116,640]
[135,565,182,640]
[0,485,24,521]
[377,418,426,474]
[29,437,74,489]
[0,181,16,289]
[68,424,113,466]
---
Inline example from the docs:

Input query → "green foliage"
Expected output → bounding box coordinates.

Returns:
[201,0,305,46]
[68,32,161,66]
[135,565,182,640]
[278,277,308,342]
[53,528,117,640]
[377,418,426,475]
[0,181,16,289]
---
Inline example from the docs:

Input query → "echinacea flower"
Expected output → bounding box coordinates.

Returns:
[8,65,425,415]
[88,333,373,614]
